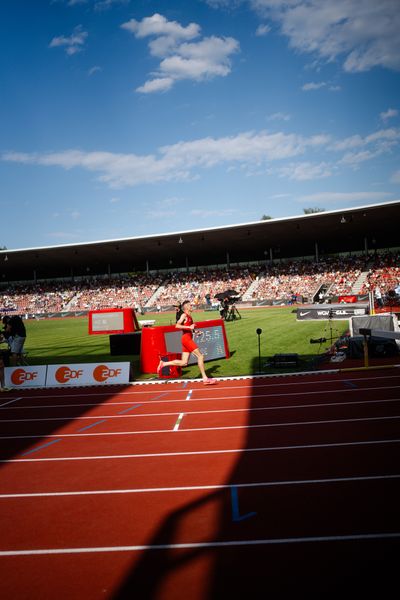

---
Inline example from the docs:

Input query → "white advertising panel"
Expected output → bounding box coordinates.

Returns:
[5,366,47,388]
[46,362,130,387]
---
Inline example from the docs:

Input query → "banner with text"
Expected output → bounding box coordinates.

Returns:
[46,362,130,387]
[5,366,48,388]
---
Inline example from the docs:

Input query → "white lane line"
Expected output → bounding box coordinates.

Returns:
[1,532,400,557]
[1,396,400,424]
[2,438,400,463]
[1,473,399,499]
[173,413,184,431]
[1,414,400,440]
[0,397,22,408]
[6,373,400,402]
[2,384,400,411]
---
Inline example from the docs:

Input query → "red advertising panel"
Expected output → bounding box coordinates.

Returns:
[88,308,139,335]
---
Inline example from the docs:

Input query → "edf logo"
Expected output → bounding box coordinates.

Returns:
[55,366,83,384]
[11,369,38,386]
[93,365,122,382]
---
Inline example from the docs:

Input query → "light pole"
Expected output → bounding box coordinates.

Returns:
[256,328,262,373]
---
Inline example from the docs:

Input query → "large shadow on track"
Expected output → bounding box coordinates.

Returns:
[0,385,131,462]
[114,360,400,599]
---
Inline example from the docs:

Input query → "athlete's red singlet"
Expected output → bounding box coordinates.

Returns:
[181,314,198,353]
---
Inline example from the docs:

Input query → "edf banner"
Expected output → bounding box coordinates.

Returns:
[46,362,130,387]
[5,366,47,388]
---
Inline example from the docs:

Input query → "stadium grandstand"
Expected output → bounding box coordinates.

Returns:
[1,201,399,317]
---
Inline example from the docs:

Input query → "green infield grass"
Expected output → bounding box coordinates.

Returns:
[20,306,348,380]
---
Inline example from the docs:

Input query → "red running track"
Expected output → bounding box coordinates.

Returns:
[0,369,400,599]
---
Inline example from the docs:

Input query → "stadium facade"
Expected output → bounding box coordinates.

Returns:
[1,201,399,285]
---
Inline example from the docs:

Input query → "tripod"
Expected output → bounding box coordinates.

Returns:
[225,304,241,321]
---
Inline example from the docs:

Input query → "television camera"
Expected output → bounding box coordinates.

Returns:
[220,296,241,321]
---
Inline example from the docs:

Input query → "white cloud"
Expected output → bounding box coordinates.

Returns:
[302,81,327,91]
[1,130,328,187]
[64,0,128,9]
[380,108,399,122]
[298,191,392,203]
[136,77,174,94]
[122,13,200,43]
[277,161,332,180]
[256,24,271,36]
[301,81,341,92]
[94,0,129,10]
[330,128,400,168]
[145,209,178,219]
[191,208,240,218]
[3,124,399,188]
[49,25,88,55]
[335,129,400,167]
[88,66,102,76]
[248,0,400,72]
[122,13,240,92]
[267,112,291,121]
[390,169,400,183]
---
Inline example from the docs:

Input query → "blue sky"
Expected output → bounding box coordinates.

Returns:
[1,0,399,250]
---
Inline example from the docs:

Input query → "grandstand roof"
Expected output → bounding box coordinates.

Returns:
[1,201,399,282]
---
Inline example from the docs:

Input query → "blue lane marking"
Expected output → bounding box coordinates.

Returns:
[344,380,358,388]
[151,392,170,400]
[117,404,142,415]
[20,439,62,457]
[77,419,107,432]
[231,486,257,522]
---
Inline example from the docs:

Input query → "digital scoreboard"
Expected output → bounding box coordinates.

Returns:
[164,323,227,364]
[140,319,230,373]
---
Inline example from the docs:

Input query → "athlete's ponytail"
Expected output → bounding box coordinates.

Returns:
[175,303,183,322]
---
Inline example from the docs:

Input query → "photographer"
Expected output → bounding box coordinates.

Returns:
[2,314,26,367]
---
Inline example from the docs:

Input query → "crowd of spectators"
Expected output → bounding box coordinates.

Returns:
[250,255,369,302]
[0,252,399,315]
[361,252,400,295]
[155,268,253,307]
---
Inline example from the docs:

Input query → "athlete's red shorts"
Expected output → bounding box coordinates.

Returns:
[182,333,198,353]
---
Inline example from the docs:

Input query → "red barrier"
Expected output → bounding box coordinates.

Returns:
[338,295,358,303]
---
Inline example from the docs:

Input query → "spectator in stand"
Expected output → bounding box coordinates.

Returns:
[374,286,383,308]
[2,314,26,366]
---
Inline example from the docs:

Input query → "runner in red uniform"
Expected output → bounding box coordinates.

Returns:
[157,300,216,385]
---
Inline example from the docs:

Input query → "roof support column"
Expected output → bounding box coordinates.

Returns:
[146,260,149,275]
[364,236,368,256]
[226,251,230,268]
[270,248,273,264]
[186,256,189,273]
[315,242,319,263]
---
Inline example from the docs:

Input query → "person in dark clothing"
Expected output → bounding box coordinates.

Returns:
[2,315,27,366]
